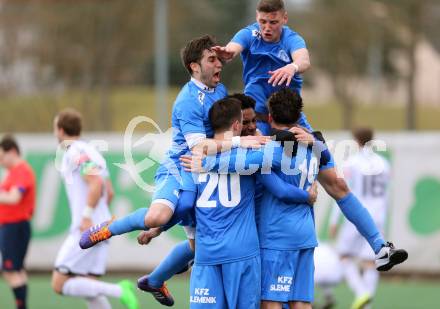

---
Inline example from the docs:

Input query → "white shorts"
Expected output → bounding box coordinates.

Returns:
[336,221,383,261]
[314,243,343,286]
[54,230,109,276]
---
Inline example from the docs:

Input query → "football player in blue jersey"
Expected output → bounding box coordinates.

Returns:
[213,0,311,135]
[257,89,321,309]
[183,97,261,309]
[80,35,268,248]
[213,0,408,269]
[79,36,267,304]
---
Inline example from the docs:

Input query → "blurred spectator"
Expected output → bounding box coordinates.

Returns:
[0,134,36,309]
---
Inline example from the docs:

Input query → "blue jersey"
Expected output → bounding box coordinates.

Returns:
[156,80,227,178]
[258,142,319,250]
[203,141,320,250]
[181,149,260,266]
[231,23,306,90]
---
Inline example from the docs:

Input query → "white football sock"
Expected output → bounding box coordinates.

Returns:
[86,296,111,309]
[341,259,367,297]
[62,277,122,299]
[363,267,379,295]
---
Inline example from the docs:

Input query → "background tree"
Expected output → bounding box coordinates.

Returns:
[380,0,440,130]
[299,0,402,129]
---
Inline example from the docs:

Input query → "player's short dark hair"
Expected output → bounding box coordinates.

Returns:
[228,93,256,111]
[268,88,303,126]
[353,127,374,147]
[257,0,285,12]
[56,108,82,136]
[209,98,242,133]
[0,134,20,154]
[181,35,217,75]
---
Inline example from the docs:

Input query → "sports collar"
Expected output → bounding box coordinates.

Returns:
[191,77,215,93]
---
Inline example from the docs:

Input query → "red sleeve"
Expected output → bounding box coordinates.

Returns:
[9,165,32,193]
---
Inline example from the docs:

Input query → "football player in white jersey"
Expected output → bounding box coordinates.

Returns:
[51,108,138,309]
[329,128,391,309]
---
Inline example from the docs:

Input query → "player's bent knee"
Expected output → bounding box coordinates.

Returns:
[145,204,173,227]
[144,210,165,227]
[51,272,68,294]
[51,279,63,294]
[340,254,352,260]
[2,271,22,286]
[361,260,376,269]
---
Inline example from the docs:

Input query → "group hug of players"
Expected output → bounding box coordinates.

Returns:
[54,1,408,309]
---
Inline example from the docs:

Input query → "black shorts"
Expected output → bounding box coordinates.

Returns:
[0,220,31,271]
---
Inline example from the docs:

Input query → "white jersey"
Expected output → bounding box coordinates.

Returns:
[60,140,111,232]
[332,147,391,259]
[343,147,390,225]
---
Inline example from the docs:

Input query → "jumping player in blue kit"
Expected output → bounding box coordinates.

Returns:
[80,35,267,247]
[79,36,268,305]
[213,0,311,135]
[214,0,408,272]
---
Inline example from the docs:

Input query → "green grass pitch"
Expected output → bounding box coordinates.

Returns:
[0,274,438,308]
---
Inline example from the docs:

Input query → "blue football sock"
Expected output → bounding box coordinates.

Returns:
[148,240,195,288]
[108,207,149,235]
[337,193,385,254]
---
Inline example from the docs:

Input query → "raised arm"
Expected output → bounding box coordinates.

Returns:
[291,48,311,74]
[212,42,244,63]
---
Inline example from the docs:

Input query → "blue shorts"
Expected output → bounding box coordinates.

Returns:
[190,255,261,309]
[152,171,181,212]
[261,248,315,303]
[245,81,312,135]
[0,221,31,271]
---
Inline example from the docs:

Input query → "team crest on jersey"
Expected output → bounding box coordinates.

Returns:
[198,91,205,105]
[278,49,290,62]
[252,29,262,39]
